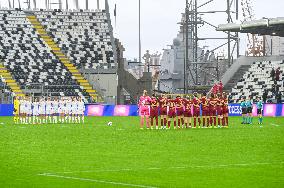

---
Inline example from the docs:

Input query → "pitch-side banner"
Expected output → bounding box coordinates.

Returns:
[86,104,284,117]
[0,104,283,116]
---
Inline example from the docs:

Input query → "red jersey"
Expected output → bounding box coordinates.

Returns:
[200,96,209,108]
[216,98,223,108]
[175,98,184,109]
[159,97,167,108]
[184,99,192,111]
[223,98,228,107]
[167,99,176,109]
[192,97,200,109]
[150,97,159,108]
[209,97,217,109]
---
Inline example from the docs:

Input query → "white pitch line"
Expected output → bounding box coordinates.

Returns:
[38,173,157,188]
[40,161,284,175]
[270,123,280,127]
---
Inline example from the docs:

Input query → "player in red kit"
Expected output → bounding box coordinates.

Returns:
[167,96,177,129]
[184,95,192,128]
[222,92,229,127]
[216,93,223,128]
[192,92,201,128]
[209,93,217,128]
[159,94,168,129]
[201,92,209,128]
[175,96,184,129]
[150,93,159,129]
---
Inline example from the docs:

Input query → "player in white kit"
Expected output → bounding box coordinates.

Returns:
[78,97,85,124]
[71,97,78,123]
[52,97,59,124]
[45,97,52,124]
[26,97,32,124]
[58,97,65,123]
[32,98,40,124]
[39,97,46,124]
[65,97,72,123]
[19,97,26,124]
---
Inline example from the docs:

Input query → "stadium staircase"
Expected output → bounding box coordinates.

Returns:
[0,62,25,97]
[26,15,98,100]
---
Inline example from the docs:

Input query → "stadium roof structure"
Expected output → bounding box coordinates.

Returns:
[216,17,284,37]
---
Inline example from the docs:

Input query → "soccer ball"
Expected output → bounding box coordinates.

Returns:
[107,122,112,126]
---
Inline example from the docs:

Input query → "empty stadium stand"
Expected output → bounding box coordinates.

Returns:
[230,60,284,103]
[0,8,116,101]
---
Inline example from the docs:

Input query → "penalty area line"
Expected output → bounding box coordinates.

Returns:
[38,173,158,188]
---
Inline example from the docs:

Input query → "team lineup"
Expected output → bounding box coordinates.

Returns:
[138,90,229,129]
[13,97,85,124]
[138,90,264,129]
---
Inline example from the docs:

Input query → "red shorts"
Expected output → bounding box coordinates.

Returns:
[193,108,200,117]
[216,107,223,116]
[176,108,184,116]
[168,108,176,118]
[202,107,209,116]
[209,107,216,116]
[184,110,192,117]
[150,107,159,117]
[160,107,167,115]
[223,107,228,114]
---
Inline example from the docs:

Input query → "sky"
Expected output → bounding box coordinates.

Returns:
[1,0,284,60]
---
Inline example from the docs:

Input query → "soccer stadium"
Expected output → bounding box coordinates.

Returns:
[0,0,283,187]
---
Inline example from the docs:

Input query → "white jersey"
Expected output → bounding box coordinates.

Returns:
[32,102,39,116]
[78,101,85,115]
[26,101,32,115]
[39,101,46,115]
[20,100,26,114]
[46,101,52,114]
[71,101,77,114]
[52,101,59,114]
[58,100,65,114]
[65,101,72,114]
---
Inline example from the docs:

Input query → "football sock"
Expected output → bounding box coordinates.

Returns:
[213,117,216,126]
[198,118,201,126]
[225,117,228,126]
[178,119,180,127]
[155,118,158,127]
[82,116,85,124]
[174,121,176,128]
[203,117,205,127]
[218,118,220,126]
[160,119,163,127]
[168,121,171,128]
[207,117,210,127]
[181,118,184,125]
[150,117,154,127]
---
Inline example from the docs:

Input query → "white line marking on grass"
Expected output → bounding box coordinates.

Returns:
[38,173,158,188]
[270,123,280,127]
[41,161,284,176]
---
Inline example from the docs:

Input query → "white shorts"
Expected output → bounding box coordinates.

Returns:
[33,111,39,116]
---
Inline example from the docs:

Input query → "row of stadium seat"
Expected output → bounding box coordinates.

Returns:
[0,9,108,98]
[33,9,115,70]
[230,60,284,103]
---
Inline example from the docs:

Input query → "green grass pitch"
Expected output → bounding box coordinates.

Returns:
[0,116,283,188]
